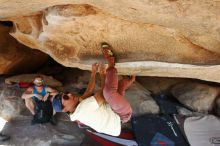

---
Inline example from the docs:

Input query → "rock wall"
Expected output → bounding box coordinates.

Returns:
[9,4,220,64]
[0,24,48,74]
[0,0,220,83]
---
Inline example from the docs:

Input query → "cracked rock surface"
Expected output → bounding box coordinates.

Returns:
[0,0,220,82]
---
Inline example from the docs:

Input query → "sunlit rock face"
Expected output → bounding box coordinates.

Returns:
[0,77,25,120]
[0,24,48,74]
[1,0,220,82]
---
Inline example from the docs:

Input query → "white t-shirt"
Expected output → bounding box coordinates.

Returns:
[70,96,121,136]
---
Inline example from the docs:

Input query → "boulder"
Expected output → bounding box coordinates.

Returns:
[0,78,26,120]
[125,82,159,115]
[0,1,220,83]
[5,74,63,87]
[171,82,219,113]
[215,97,220,116]
[0,96,25,121]
[137,76,189,94]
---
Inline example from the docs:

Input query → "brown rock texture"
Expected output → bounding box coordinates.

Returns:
[0,24,48,74]
[0,0,220,82]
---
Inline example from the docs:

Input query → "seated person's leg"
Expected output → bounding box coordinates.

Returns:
[25,98,35,115]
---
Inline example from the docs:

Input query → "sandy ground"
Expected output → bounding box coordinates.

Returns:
[0,113,85,146]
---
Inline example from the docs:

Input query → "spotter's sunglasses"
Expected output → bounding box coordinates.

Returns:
[34,79,43,83]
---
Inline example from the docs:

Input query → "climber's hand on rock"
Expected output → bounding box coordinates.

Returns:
[98,63,106,75]
[92,63,99,73]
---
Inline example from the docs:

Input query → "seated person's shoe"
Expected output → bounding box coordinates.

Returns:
[50,116,57,126]
[31,115,37,125]
[0,133,10,141]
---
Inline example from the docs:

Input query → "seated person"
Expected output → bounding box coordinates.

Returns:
[53,42,135,136]
[21,76,58,123]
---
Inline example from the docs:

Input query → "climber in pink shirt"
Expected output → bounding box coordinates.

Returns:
[53,42,135,136]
